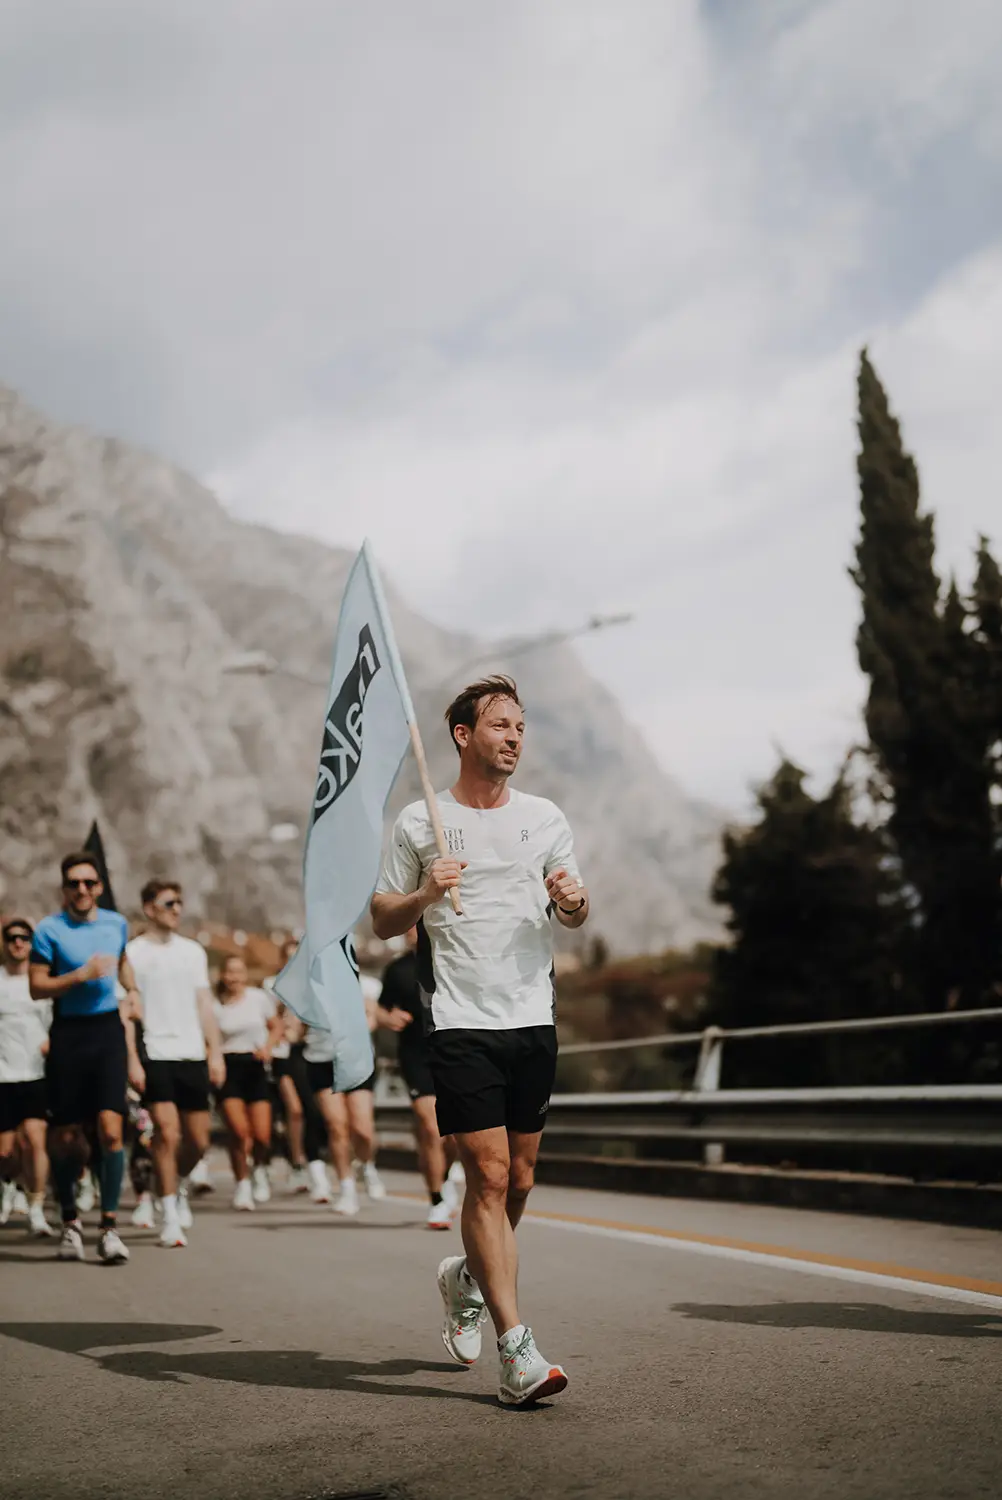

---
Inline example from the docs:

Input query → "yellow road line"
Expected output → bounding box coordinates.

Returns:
[521,1207,1002,1298]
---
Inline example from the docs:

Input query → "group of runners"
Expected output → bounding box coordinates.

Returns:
[0,676,588,1405]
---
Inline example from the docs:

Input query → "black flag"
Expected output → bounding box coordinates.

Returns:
[83,821,118,912]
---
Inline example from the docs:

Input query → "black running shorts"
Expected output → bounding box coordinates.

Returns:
[428,1024,557,1137]
[398,1033,436,1101]
[143,1058,210,1114]
[0,1078,48,1133]
[305,1061,376,1096]
[46,1013,128,1126]
[270,1053,294,1080]
[217,1052,270,1104]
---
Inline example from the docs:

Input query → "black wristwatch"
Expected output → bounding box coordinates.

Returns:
[558,898,586,915]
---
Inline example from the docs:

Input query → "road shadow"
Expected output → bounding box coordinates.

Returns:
[233,1219,426,1232]
[0,1323,503,1407]
[671,1302,1002,1339]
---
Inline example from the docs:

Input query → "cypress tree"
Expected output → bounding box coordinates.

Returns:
[711,757,905,1051]
[852,352,998,1005]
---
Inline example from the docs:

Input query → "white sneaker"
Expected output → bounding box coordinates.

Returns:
[131,1192,156,1230]
[11,1187,29,1216]
[333,1180,360,1217]
[57,1222,85,1261]
[233,1178,255,1211]
[307,1160,331,1204]
[497,1326,568,1407]
[251,1165,271,1204]
[77,1173,97,1214]
[288,1165,309,1194]
[426,1199,453,1231]
[437,1255,487,1366]
[159,1219,187,1248]
[176,1184,193,1229]
[441,1178,459,1212]
[97,1227,130,1264]
[28,1202,55,1238]
[447,1160,466,1189]
[0,1181,15,1224]
[188,1157,213,1194]
[361,1162,386,1201]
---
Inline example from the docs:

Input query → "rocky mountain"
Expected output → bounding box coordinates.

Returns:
[0,384,725,954]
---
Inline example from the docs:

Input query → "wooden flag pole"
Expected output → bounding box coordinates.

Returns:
[362,540,462,916]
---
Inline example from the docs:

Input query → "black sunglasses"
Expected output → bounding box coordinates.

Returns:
[4,931,32,943]
[157,898,183,911]
[63,878,100,891]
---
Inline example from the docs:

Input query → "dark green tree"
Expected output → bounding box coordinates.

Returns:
[851,352,999,1005]
[711,758,906,1049]
[971,536,1002,797]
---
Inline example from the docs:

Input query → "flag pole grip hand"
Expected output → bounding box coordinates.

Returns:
[408,722,463,915]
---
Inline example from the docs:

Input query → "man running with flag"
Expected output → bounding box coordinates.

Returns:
[371,675,588,1407]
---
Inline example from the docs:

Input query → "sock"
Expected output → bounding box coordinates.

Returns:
[161,1192,178,1222]
[459,1262,480,1294]
[52,1153,80,1223]
[98,1147,125,1222]
[498,1324,527,1350]
[29,1191,44,1210]
[430,1190,443,1206]
[339,1176,355,1190]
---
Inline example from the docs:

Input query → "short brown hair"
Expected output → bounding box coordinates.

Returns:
[60,851,100,884]
[445,675,522,754]
[141,879,182,907]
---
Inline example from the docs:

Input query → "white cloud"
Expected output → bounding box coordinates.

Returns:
[1,0,1001,810]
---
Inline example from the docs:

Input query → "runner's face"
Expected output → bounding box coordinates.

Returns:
[468,695,524,778]
[221,957,247,995]
[148,891,182,932]
[3,931,32,967]
[62,864,102,916]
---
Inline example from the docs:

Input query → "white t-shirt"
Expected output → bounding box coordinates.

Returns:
[127,933,210,1062]
[0,969,52,1083]
[376,788,582,1031]
[214,987,276,1054]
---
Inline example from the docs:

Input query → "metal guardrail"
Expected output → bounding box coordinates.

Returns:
[375,1007,1002,1169]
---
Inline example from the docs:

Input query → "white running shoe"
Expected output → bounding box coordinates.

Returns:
[361,1162,386,1201]
[447,1160,466,1189]
[57,1222,85,1261]
[97,1227,129,1264]
[158,1219,187,1248]
[437,1255,487,1365]
[333,1180,360,1217]
[28,1202,55,1238]
[77,1173,97,1214]
[188,1157,213,1194]
[251,1165,271,1203]
[233,1178,255,1211]
[0,1181,16,1224]
[307,1160,331,1203]
[441,1178,459,1212]
[497,1327,568,1407]
[11,1187,29,1216]
[131,1192,156,1230]
[287,1165,309,1194]
[426,1199,453,1231]
[176,1184,193,1229]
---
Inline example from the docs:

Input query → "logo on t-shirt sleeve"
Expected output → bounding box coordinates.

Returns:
[313,626,382,824]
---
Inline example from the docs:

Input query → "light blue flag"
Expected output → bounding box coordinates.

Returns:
[274,540,413,1090]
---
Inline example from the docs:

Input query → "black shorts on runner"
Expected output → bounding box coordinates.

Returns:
[271,1053,295,1081]
[46,1013,128,1126]
[428,1024,557,1137]
[398,1034,436,1101]
[0,1078,48,1133]
[217,1052,270,1104]
[305,1061,376,1096]
[144,1059,210,1113]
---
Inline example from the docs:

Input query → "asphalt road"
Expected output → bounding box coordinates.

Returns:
[1,1158,999,1500]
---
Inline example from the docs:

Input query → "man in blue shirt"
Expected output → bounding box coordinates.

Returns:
[30,849,144,1264]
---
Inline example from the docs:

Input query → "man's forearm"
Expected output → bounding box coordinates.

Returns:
[197,991,223,1053]
[370,889,429,940]
[30,967,84,1001]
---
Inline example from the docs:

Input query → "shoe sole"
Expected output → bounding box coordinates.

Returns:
[57,1249,85,1261]
[427,1221,453,1230]
[437,1259,481,1366]
[159,1237,186,1248]
[98,1251,129,1265]
[498,1367,569,1406]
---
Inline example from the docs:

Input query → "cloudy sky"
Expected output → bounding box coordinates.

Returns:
[3,0,1001,810]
